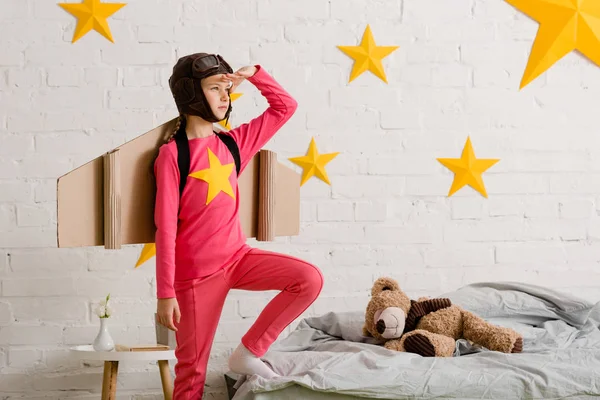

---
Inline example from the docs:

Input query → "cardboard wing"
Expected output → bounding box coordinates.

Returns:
[56,117,300,249]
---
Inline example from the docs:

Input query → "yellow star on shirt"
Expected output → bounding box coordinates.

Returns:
[506,0,600,89]
[289,138,340,186]
[337,24,399,83]
[190,148,235,204]
[134,148,235,268]
[58,0,126,43]
[437,137,499,198]
[217,92,243,130]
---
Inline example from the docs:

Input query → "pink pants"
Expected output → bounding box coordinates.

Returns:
[172,248,324,399]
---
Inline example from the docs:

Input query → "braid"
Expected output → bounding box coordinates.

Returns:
[167,114,186,143]
[152,114,186,180]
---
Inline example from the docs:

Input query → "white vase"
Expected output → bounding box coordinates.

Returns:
[93,317,115,352]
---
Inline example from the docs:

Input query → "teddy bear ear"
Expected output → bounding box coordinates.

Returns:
[370,277,400,297]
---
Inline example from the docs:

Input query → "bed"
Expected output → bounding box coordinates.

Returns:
[226,282,600,399]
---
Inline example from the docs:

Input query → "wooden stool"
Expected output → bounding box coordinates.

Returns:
[70,345,176,399]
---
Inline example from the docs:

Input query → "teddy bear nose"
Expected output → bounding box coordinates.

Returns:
[376,319,386,334]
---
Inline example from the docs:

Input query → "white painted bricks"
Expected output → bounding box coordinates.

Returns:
[2,0,600,398]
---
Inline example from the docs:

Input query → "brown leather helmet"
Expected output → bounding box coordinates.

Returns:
[168,53,234,123]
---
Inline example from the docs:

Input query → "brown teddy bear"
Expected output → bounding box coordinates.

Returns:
[363,277,523,357]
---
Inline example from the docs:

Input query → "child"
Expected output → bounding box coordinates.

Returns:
[154,52,324,399]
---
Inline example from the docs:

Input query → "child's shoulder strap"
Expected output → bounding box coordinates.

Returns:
[174,131,241,204]
[216,132,241,176]
[174,129,190,201]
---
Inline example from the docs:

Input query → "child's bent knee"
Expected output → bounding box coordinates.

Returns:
[304,264,324,298]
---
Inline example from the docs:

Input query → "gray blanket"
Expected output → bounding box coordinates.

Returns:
[232,282,600,399]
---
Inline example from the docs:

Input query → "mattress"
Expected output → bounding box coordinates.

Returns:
[227,282,600,399]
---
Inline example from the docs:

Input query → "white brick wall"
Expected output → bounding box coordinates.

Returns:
[2,0,600,398]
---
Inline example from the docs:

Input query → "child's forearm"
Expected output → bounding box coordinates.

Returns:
[226,65,298,171]
[248,65,298,118]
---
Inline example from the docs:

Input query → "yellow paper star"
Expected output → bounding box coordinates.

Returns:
[217,92,243,130]
[289,138,339,186]
[189,148,235,204]
[135,243,155,268]
[58,0,126,43]
[437,137,499,198]
[337,24,399,83]
[506,0,600,89]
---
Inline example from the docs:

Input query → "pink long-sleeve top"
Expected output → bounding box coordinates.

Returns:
[153,65,298,298]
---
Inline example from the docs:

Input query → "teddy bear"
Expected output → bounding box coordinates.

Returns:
[363,277,523,357]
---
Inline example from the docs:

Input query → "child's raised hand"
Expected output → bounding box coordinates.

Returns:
[222,66,257,93]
